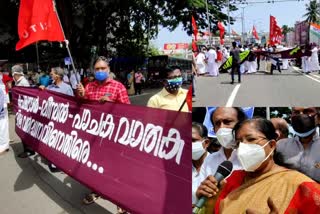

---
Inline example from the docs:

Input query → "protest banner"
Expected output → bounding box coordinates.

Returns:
[12,87,191,214]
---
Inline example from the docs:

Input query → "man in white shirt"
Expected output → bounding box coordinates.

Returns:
[206,46,218,77]
[195,48,207,75]
[195,107,247,201]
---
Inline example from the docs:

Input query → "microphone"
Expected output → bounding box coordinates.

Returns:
[192,161,233,214]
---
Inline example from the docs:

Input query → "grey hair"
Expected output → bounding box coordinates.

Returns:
[51,67,64,79]
[12,65,24,75]
[95,56,109,65]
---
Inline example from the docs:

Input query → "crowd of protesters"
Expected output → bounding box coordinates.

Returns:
[0,56,190,214]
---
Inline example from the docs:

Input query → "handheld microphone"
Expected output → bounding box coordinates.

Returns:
[192,161,233,214]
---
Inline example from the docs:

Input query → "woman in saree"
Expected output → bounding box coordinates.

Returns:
[196,117,320,214]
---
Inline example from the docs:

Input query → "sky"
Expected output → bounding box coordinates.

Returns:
[152,0,309,48]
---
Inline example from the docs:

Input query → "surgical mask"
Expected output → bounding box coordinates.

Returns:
[292,114,316,138]
[165,77,183,92]
[216,128,236,149]
[95,71,109,81]
[192,141,206,160]
[237,141,274,172]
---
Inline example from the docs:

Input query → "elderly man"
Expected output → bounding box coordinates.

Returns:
[12,65,36,158]
[195,107,247,204]
[276,107,320,182]
[77,56,130,213]
[270,118,289,140]
[40,67,74,96]
[77,56,130,104]
[39,67,74,172]
[147,66,188,112]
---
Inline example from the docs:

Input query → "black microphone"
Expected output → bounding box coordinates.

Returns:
[192,161,233,214]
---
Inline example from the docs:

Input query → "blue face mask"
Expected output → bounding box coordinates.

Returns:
[294,127,317,138]
[165,77,183,92]
[95,71,109,81]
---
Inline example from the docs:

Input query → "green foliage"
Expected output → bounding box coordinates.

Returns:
[0,0,243,68]
[304,0,320,24]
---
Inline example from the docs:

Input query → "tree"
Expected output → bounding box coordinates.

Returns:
[0,0,244,67]
[282,25,294,43]
[304,0,320,23]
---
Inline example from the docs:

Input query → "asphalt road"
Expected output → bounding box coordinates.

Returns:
[193,61,320,107]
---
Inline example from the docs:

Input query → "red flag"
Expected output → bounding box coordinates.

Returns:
[192,15,198,41]
[252,26,259,40]
[16,0,65,51]
[192,39,198,52]
[217,22,225,45]
[186,85,192,111]
[232,29,239,36]
[269,15,282,45]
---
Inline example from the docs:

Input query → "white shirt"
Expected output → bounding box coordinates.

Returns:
[192,153,209,204]
[193,148,243,203]
[207,49,217,64]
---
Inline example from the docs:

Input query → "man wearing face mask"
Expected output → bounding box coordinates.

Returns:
[77,56,130,104]
[276,107,320,182]
[195,107,247,203]
[12,65,37,158]
[192,122,210,206]
[147,66,188,112]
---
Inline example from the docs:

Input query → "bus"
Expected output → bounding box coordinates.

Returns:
[147,55,192,84]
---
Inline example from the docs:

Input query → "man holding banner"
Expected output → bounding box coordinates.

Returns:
[77,56,130,104]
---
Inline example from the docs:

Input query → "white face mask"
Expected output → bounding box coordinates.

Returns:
[237,141,274,172]
[216,128,236,149]
[192,141,206,160]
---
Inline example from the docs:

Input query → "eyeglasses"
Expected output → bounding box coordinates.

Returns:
[235,137,267,148]
[292,109,317,117]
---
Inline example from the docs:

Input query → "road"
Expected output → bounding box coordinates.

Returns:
[193,62,320,107]
[0,87,164,214]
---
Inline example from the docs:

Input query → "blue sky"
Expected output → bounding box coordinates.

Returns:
[152,1,308,48]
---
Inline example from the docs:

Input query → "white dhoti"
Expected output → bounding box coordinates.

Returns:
[207,62,218,76]
[282,59,289,70]
[0,107,9,153]
[247,61,257,73]
[240,64,245,74]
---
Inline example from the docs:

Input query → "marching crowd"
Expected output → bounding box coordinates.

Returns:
[193,42,320,80]
[192,107,320,213]
[0,56,189,214]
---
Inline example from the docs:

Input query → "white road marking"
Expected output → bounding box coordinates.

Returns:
[292,66,320,83]
[226,84,241,107]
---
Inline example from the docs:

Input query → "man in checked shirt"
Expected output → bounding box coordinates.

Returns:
[77,56,130,104]
[77,56,130,213]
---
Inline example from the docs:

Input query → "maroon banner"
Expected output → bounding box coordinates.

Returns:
[12,87,191,214]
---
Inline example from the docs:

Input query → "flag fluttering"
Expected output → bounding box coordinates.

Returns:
[310,23,320,38]
[231,29,239,36]
[252,26,259,40]
[269,15,282,45]
[16,0,64,51]
[191,15,198,51]
[217,22,225,45]
[192,15,198,41]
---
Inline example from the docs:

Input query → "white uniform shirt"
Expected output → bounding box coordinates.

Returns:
[193,148,243,203]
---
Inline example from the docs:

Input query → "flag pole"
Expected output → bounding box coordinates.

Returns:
[35,42,40,71]
[52,0,80,84]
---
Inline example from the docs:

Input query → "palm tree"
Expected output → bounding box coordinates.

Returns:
[304,0,320,23]
[304,0,320,44]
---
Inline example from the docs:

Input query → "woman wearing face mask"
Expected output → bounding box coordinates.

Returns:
[192,122,210,206]
[200,118,320,214]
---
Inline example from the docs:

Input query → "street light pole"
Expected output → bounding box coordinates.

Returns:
[206,0,211,44]
[241,7,245,44]
[227,0,231,41]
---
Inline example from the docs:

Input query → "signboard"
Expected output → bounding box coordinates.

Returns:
[164,43,189,50]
